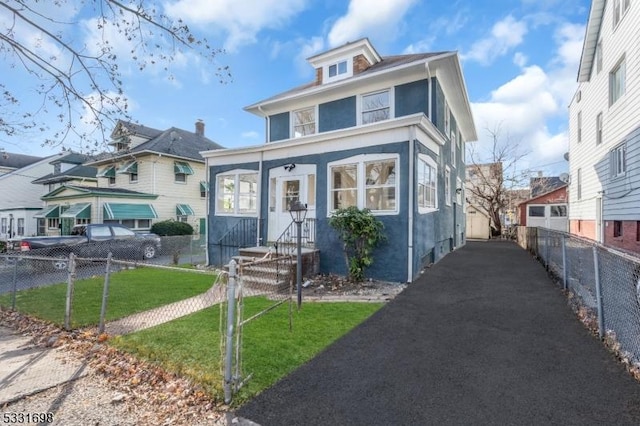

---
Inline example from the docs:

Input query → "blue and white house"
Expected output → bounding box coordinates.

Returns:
[202,38,477,283]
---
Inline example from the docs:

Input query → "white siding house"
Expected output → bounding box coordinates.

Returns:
[0,153,63,241]
[569,0,640,254]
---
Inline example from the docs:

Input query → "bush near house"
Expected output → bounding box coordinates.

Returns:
[151,220,194,263]
[329,207,386,282]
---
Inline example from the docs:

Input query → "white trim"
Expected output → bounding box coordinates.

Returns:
[359,88,394,126]
[214,169,259,217]
[417,153,438,214]
[324,58,353,84]
[445,166,451,206]
[291,105,318,138]
[326,153,400,216]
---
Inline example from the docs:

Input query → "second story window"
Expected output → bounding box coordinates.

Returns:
[117,161,138,183]
[293,107,316,137]
[611,143,627,178]
[577,111,582,143]
[174,161,194,183]
[609,57,626,106]
[362,90,390,125]
[596,112,603,145]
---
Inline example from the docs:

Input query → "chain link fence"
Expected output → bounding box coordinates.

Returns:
[523,227,640,365]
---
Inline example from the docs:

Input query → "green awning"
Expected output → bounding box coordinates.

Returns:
[174,161,194,175]
[34,204,60,218]
[117,161,138,174]
[60,203,91,219]
[200,181,208,192]
[97,166,116,178]
[103,203,158,219]
[176,204,195,216]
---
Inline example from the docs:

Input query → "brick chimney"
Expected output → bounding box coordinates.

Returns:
[195,119,205,136]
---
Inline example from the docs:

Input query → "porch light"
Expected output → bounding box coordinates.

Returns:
[289,200,307,310]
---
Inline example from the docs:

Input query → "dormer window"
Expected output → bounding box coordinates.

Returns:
[329,60,347,78]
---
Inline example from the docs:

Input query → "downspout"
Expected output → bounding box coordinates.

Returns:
[408,125,416,283]
[257,105,267,246]
[205,155,210,265]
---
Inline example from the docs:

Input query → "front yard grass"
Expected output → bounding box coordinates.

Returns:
[111,296,382,405]
[0,267,217,327]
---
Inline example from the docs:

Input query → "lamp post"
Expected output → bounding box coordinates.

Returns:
[289,200,307,309]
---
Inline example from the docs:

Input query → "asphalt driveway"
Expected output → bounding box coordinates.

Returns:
[236,240,640,425]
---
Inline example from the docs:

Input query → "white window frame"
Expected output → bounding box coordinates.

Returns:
[417,154,438,214]
[292,106,316,138]
[613,0,631,28]
[596,112,603,145]
[360,89,392,125]
[445,166,451,206]
[609,57,626,106]
[215,169,259,216]
[612,143,627,179]
[444,101,451,137]
[327,154,399,216]
[450,130,457,166]
[577,111,582,143]
[325,58,352,83]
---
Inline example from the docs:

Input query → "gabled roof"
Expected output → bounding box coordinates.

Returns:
[244,48,477,142]
[577,0,606,82]
[111,120,164,140]
[517,184,568,207]
[50,152,88,165]
[530,177,567,198]
[90,124,225,165]
[0,152,44,170]
[42,184,157,200]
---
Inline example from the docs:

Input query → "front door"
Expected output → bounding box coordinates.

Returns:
[267,164,316,242]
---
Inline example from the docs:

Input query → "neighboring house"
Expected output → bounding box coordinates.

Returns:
[465,162,502,236]
[202,38,477,283]
[39,120,223,236]
[569,0,640,254]
[517,184,568,231]
[0,152,63,241]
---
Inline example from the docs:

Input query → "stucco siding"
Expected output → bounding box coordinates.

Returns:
[269,112,290,142]
[318,96,357,132]
[395,79,428,118]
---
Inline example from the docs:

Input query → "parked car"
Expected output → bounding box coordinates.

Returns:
[7,224,161,269]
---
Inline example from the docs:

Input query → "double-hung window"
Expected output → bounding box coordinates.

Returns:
[216,170,258,215]
[596,112,603,145]
[417,154,437,212]
[362,90,390,124]
[293,107,316,137]
[328,154,398,214]
[611,143,627,178]
[609,57,626,105]
[445,167,451,206]
[328,60,347,78]
[577,111,582,143]
[613,0,631,28]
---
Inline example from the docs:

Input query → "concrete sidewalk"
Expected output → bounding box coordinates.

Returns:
[0,326,87,406]
[235,241,640,425]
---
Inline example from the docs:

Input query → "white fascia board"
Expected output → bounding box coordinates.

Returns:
[201,114,445,164]
[577,0,605,83]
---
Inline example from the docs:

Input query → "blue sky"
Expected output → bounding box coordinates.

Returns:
[1,0,591,178]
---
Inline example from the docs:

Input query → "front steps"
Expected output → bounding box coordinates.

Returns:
[231,246,320,293]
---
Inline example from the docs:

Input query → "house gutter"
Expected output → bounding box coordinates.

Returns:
[205,155,210,265]
[408,125,416,283]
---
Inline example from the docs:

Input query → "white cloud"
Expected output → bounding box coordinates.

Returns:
[470,20,584,176]
[327,0,417,47]
[241,131,260,140]
[462,15,528,65]
[164,0,308,52]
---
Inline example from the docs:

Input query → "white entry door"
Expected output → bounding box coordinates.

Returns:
[267,165,316,242]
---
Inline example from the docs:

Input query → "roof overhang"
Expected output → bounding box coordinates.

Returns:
[577,0,606,82]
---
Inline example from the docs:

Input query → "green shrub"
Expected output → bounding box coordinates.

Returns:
[151,220,193,236]
[328,206,386,282]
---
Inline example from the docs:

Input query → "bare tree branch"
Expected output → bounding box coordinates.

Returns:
[0,0,230,152]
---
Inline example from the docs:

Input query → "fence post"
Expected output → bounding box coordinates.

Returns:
[544,230,550,268]
[592,246,604,339]
[11,257,18,310]
[98,253,113,334]
[224,260,237,404]
[561,235,568,291]
[64,253,76,331]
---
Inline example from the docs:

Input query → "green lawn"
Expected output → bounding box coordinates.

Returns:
[0,268,218,328]
[111,296,382,404]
